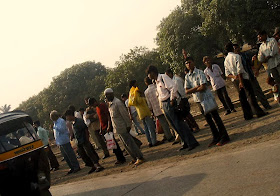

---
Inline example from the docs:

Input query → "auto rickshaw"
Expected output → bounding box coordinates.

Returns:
[0,111,51,196]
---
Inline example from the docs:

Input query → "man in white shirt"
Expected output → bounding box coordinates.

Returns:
[165,69,200,133]
[146,65,199,151]
[224,42,267,120]
[257,30,280,87]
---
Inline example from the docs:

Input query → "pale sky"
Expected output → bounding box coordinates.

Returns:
[0,0,180,109]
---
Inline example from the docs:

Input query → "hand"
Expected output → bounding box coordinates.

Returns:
[252,55,257,61]
[126,127,131,133]
[239,82,244,89]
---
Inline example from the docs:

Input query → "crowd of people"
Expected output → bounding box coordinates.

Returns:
[35,28,280,176]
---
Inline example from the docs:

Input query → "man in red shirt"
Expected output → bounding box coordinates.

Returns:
[90,98,126,165]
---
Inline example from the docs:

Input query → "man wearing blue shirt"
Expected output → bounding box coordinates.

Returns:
[50,110,80,175]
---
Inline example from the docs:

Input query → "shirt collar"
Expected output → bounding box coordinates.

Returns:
[148,84,154,88]
[188,67,198,76]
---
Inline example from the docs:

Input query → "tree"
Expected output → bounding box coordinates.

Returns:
[197,0,280,45]
[0,104,11,113]
[156,5,220,73]
[105,47,165,98]
[17,61,107,128]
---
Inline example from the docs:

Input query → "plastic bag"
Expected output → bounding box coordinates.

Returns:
[200,89,218,114]
[104,133,117,150]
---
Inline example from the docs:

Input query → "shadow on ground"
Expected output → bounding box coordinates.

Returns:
[68,173,206,196]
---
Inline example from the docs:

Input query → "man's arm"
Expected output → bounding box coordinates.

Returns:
[117,102,131,131]
[162,74,178,101]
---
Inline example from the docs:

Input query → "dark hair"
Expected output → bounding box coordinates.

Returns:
[84,96,90,101]
[129,80,137,88]
[88,97,97,105]
[165,68,173,75]
[232,43,239,47]
[258,30,267,36]
[68,105,76,112]
[144,76,153,85]
[79,108,85,112]
[146,65,158,75]
[33,120,40,126]
[64,109,74,117]
[121,93,128,98]
[225,42,234,52]
[185,56,194,62]
[184,67,189,73]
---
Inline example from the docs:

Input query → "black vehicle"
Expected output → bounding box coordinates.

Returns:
[0,111,51,196]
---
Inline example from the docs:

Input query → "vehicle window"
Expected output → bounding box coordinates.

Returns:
[0,122,39,153]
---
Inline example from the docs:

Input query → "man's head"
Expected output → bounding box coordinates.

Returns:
[257,30,267,42]
[225,42,234,53]
[88,97,98,107]
[233,44,241,54]
[144,76,153,86]
[129,80,137,89]
[68,105,76,112]
[50,110,60,122]
[104,88,114,102]
[203,56,212,68]
[84,96,90,106]
[165,68,173,79]
[33,120,40,128]
[64,109,75,122]
[121,93,128,102]
[185,57,195,71]
[146,65,158,80]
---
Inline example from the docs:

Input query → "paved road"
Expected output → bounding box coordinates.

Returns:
[50,139,280,196]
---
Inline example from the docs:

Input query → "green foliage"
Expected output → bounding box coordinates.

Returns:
[105,47,165,97]
[17,61,107,128]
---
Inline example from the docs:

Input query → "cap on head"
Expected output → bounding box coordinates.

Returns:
[104,88,114,95]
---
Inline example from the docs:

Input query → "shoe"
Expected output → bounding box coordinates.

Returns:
[129,160,136,165]
[88,167,96,174]
[73,168,81,173]
[53,167,59,171]
[134,159,144,166]
[188,143,200,151]
[102,154,110,159]
[231,109,237,112]
[172,141,180,145]
[67,169,74,175]
[224,110,231,116]
[216,139,230,146]
[257,112,268,118]
[148,143,153,148]
[95,167,105,172]
[208,140,218,147]
[245,116,253,120]
[178,145,188,151]
[154,140,164,146]
[115,160,126,165]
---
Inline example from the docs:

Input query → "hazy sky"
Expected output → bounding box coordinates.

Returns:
[0,0,180,109]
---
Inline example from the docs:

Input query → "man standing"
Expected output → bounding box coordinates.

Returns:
[144,76,174,141]
[128,80,162,147]
[165,68,201,132]
[146,66,199,151]
[85,98,110,159]
[233,44,271,110]
[121,94,145,135]
[185,57,230,146]
[90,97,126,165]
[65,110,104,174]
[257,30,280,86]
[224,42,267,120]
[203,56,236,115]
[105,88,144,166]
[34,120,59,171]
[50,110,80,175]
